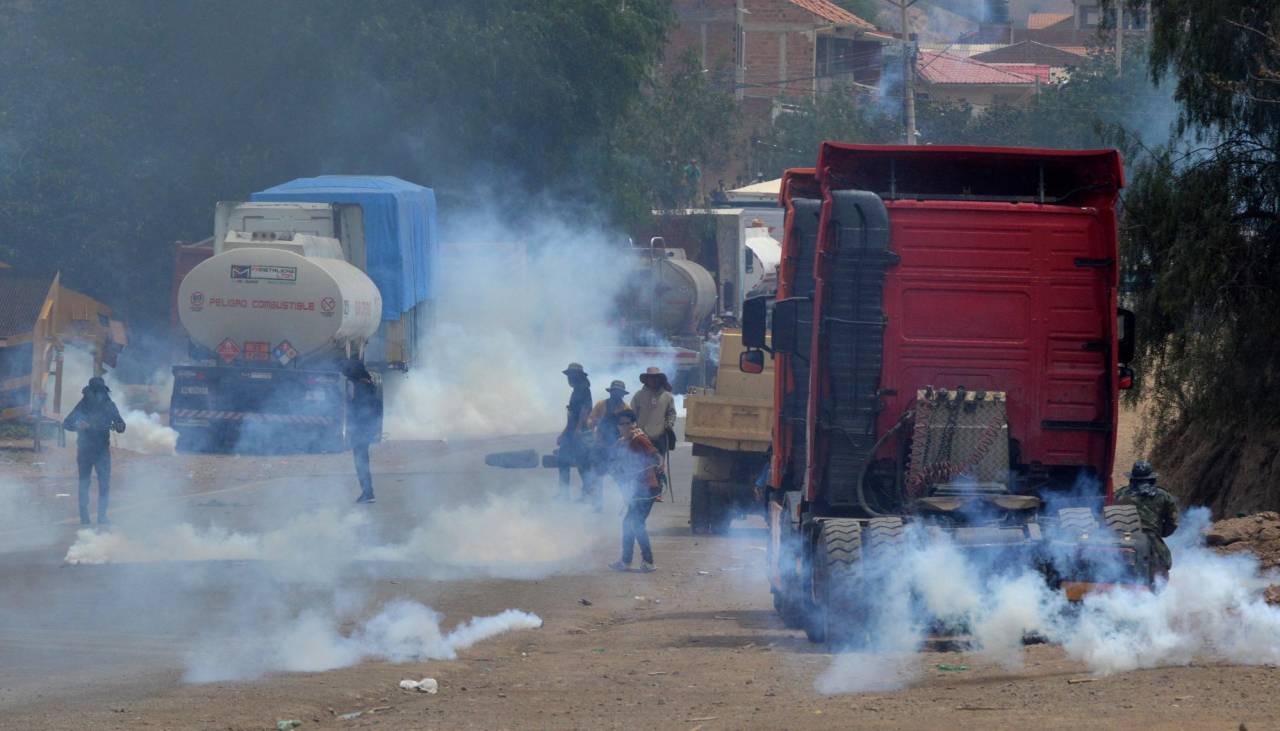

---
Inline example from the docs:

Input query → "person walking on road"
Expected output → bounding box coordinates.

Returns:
[609,408,663,572]
[557,362,594,501]
[63,376,125,526]
[631,366,677,490]
[1114,460,1180,577]
[343,358,383,504]
[586,379,630,509]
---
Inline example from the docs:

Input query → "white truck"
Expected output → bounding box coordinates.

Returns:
[170,176,437,452]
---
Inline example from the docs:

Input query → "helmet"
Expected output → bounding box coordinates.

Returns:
[1127,460,1158,482]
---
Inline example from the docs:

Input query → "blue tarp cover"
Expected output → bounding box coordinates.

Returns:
[251,176,437,321]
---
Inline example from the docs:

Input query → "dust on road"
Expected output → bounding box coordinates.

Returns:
[0,414,1277,730]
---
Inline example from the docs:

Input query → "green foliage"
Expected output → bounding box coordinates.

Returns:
[833,0,884,24]
[607,51,741,222]
[753,87,901,175]
[0,0,673,331]
[1117,1,1280,436]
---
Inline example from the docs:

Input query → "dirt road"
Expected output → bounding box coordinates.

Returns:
[0,422,1276,730]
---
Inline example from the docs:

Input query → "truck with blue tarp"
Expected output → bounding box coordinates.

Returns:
[169,176,437,452]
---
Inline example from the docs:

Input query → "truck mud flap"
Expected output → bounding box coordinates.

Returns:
[820,190,892,508]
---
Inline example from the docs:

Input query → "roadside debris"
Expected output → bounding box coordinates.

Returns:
[936,663,969,672]
[579,598,593,606]
[1067,677,1096,685]
[337,711,362,721]
[400,678,439,693]
[1207,512,1280,603]
[276,721,302,730]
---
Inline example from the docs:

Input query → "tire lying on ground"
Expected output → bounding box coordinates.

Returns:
[484,449,540,468]
[1057,507,1099,538]
[1102,504,1142,533]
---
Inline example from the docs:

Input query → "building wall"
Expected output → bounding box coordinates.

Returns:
[921,84,1035,112]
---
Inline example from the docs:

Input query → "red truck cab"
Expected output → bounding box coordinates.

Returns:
[742,145,1139,642]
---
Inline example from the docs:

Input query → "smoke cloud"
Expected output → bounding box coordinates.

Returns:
[385,214,681,440]
[56,346,177,455]
[0,478,60,553]
[185,599,541,683]
[65,486,605,580]
[817,508,1280,694]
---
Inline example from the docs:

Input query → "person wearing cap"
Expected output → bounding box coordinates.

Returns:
[609,408,663,572]
[586,380,630,508]
[557,362,594,500]
[343,357,383,504]
[630,367,677,462]
[62,376,126,526]
[1114,460,1180,577]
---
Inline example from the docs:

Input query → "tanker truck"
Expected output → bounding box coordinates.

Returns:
[170,176,437,453]
[604,240,719,392]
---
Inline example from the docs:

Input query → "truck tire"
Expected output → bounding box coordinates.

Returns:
[864,517,906,556]
[1102,504,1142,534]
[810,519,863,646]
[690,479,711,534]
[708,484,732,535]
[1058,507,1098,538]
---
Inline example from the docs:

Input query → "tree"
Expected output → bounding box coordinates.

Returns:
[752,87,901,176]
[1111,1,1280,513]
[0,0,674,334]
[605,51,741,223]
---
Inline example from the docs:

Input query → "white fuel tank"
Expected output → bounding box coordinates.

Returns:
[178,247,381,361]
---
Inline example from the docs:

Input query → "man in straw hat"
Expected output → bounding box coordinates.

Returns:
[585,379,630,510]
[63,376,126,526]
[557,362,594,500]
[631,366,677,462]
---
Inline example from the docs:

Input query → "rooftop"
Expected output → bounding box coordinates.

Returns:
[970,40,1087,66]
[916,50,1038,85]
[0,270,55,339]
[786,0,876,30]
[987,63,1054,84]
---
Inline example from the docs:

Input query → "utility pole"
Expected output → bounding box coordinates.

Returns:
[884,0,919,145]
[1115,0,1124,74]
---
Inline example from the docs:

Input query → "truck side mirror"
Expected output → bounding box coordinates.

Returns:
[742,295,772,350]
[739,349,765,374]
[1117,308,1136,364]
[771,297,804,356]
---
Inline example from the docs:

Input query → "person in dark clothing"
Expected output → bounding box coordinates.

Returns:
[557,362,594,501]
[609,408,663,572]
[62,376,125,526]
[585,379,629,510]
[1114,460,1180,577]
[343,358,383,504]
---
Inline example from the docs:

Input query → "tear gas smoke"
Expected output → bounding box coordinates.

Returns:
[385,216,680,441]
[65,490,604,580]
[817,508,1280,694]
[56,346,177,455]
[184,599,541,683]
[0,478,60,553]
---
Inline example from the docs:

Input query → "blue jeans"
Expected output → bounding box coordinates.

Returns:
[622,496,655,564]
[353,442,373,498]
[77,449,110,524]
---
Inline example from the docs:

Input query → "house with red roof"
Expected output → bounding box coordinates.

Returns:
[915,50,1048,111]
[665,0,888,122]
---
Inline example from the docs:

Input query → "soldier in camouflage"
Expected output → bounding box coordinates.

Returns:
[1114,460,1180,577]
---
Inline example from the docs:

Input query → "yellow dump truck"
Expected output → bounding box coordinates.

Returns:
[684,329,773,533]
